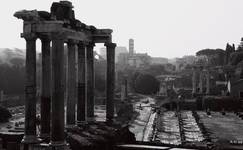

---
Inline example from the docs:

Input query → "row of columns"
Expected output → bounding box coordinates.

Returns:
[22,32,116,146]
[192,66,210,95]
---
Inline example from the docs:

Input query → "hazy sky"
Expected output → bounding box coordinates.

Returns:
[1,0,243,58]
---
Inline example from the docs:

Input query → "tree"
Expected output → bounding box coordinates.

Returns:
[0,106,12,122]
[94,59,106,94]
[229,52,243,66]
[134,74,160,95]
[129,71,141,92]
[196,48,225,66]
[0,63,25,95]
[225,43,235,65]
[95,75,106,93]
[9,57,25,67]
[142,64,168,76]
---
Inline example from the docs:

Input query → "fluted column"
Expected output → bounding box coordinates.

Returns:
[66,40,77,125]
[105,42,116,123]
[77,42,86,123]
[40,35,51,138]
[86,43,95,121]
[22,33,40,144]
[50,33,65,145]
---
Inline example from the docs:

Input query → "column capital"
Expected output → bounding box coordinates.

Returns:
[105,42,116,48]
[86,42,95,48]
[39,34,51,42]
[21,33,37,41]
[78,41,89,46]
[77,42,86,51]
[77,41,86,47]
[51,32,66,40]
[67,39,79,45]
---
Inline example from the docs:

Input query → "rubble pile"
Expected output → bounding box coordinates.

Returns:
[66,122,135,150]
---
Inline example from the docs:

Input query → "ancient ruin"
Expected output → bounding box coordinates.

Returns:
[14,1,116,148]
[192,65,211,95]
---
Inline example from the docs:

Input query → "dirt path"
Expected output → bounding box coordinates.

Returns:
[129,96,156,141]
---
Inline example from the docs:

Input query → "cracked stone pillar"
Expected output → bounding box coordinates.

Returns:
[105,42,116,123]
[86,43,95,121]
[66,40,77,125]
[40,35,51,139]
[77,42,86,123]
[22,33,40,144]
[192,67,197,95]
[50,33,65,146]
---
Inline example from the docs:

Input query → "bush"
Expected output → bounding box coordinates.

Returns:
[134,74,160,95]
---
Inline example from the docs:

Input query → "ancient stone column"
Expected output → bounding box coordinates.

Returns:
[192,67,197,94]
[105,43,116,123]
[77,42,86,123]
[66,40,77,125]
[40,36,51,138]
[206,69,210,95]
[22,33,40,144]
[86,43,95,121]
[50,33,65,145]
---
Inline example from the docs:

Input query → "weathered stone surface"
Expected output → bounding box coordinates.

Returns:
[50,35,65,144]
[105,43,116,122]
[86,43,95,120]
[14,10,39,21]
[77,43,86,122]
[66,40,77,125]
[40,36,51,139]
[66,123,135,150]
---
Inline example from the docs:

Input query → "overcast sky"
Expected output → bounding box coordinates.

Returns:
[1,0,243,58]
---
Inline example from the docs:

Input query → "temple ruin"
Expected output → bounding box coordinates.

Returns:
[14,1,116,148]
[192,65,211,95]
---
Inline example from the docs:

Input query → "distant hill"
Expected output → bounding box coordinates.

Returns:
[0,48,25,66]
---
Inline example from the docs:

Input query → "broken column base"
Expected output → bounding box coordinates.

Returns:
[39,134,50,143]
[22,135,41,144]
